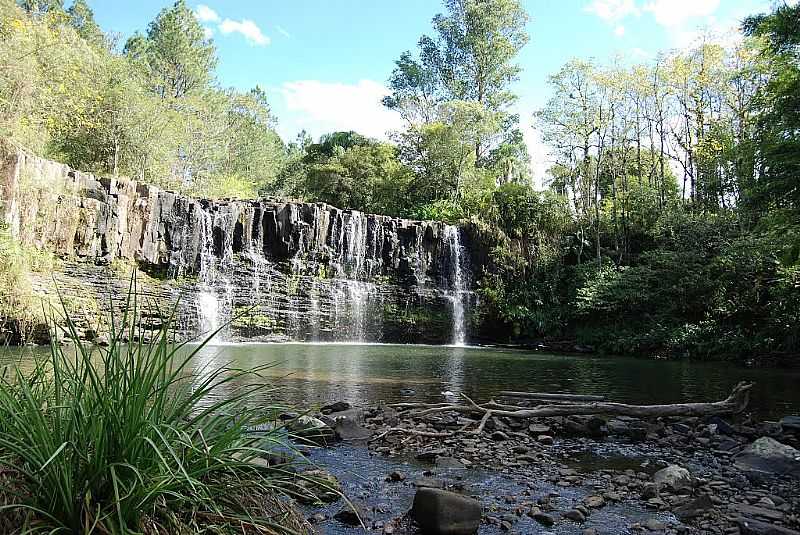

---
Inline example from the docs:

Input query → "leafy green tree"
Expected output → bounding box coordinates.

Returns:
[743,3,800,216]
[66,0,105,47]
[300,134,413,215]
[124,0,216,99]
[385,0,530,197]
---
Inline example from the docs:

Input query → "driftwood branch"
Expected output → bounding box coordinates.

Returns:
[383,382,753,438]
[498,391,606,402]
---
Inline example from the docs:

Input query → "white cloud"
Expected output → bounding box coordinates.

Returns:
[614,24,626,37]
[278,80,403,140]
[643,0,719,27]
[275,25,291,39]
[195,4,220,23]
[219,18,270,46]
[585,0,639,22]
[202,27,214,39]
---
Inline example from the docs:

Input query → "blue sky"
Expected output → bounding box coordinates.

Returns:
[88,0,778,179]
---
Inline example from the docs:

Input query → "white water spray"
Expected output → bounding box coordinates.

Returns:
[444,225,468,346]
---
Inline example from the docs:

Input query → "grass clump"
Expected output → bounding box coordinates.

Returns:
[0,277,316,534]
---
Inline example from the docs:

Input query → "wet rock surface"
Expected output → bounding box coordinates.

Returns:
[294,401,800,534]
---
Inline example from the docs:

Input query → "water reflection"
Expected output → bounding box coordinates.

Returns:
[2,343,798,419]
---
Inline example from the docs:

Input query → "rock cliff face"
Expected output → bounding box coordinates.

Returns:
[0,146,476,344]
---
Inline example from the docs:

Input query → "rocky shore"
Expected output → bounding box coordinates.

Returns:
[292,399,800,534]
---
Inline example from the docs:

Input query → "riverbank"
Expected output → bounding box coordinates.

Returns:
[299,397,800,534]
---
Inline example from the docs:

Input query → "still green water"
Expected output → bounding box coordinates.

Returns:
[1,343,798,419]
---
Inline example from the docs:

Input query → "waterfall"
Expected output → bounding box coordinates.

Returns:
[347,280,369,341]
[334,211,372,342]
[195,208,235,343]
[196,210,221,340]
[444,225,469,347]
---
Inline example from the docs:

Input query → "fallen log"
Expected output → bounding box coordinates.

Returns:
[498,391,605,402]
[386,382,754,436]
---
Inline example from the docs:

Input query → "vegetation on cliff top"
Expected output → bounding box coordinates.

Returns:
[0,0,798,361]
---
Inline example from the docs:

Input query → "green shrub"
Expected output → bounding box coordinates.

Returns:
[0,278,321,534]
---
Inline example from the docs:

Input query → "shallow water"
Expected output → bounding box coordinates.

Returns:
[304,444,674,534]
[2,342,799,419]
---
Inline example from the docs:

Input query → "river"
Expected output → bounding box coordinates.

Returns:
[2,342,798,419]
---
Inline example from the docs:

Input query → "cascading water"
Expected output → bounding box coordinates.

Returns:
[444,225,469,347]
[338,211,372,342]
[196,208,236,342]
[180,201,472,345]
[196,210,222,340]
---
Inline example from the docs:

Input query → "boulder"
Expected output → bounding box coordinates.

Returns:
[322,409,371,442]
[333,501,368,527]
[584,495,605,508]
[285,415,334,445]
[653,464,693,491]
[411,487,481,535]
[321,401,351,414]
[528,423,551,435]
[530,512,554,526]
[738,517,800,535]
[673,493,713,520]
[563,509,586,522]
[780,416,800,433]
[435,456,466,469]
[607,418,648,441]
[564,415,606,437]
[734,437,800,478]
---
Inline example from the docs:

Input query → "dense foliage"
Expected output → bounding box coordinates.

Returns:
[477,3,800,361]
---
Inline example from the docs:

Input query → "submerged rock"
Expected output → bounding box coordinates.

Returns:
[411,487,481,535]
[296,469,341,504]
[321,401,351,414]
[734,437,800,478]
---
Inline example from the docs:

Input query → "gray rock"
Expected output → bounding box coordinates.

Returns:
[653,464,693,491]
[491,431,509,441]
[436,456,466,469]
[295,469,341,504]
[734,504,785,522]
[323,408,371,442]
[644,518,667,531]
[738,517,800,535]
[321,401,351,414]
[563,509,586,522]
[285,415,334,445]
[411,487,481,535]
[334,502,367,526]
[779,416,800,433]
[584,495,605,508]
[414,477,445,489]
[673,493,713,520]
[528,423,551,434]
[417,449,447,462]
[607,418,648,440]
[734,437,800,478]
[530,512,554,526]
